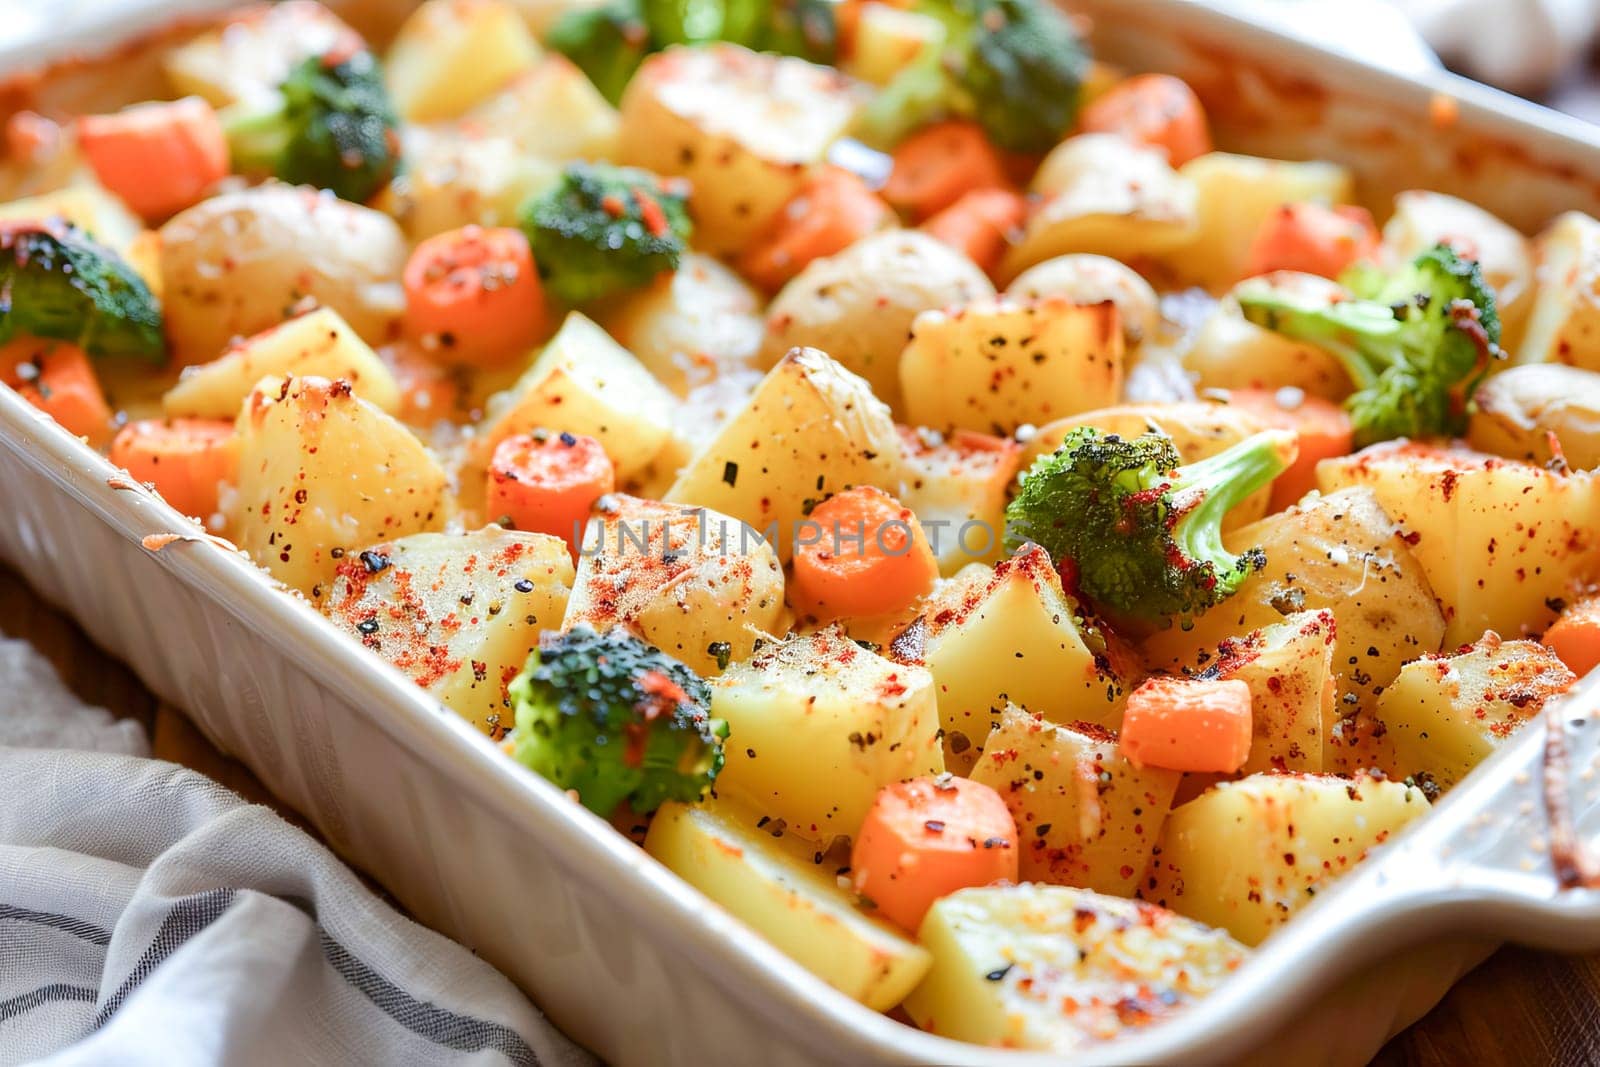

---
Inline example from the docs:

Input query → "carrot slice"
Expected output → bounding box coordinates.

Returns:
[1544,594,1600,676]
[792,485,938,621]
[5,110,60,162]
[1120,676,1253,774]
[1242,202,1380,281]
[851,775,1019,933]
[881,120,1012,221]
[109,417,239,523]
[738,167,892,292]
[919,188,1028,276]
[403,225,547,368]
[486,431,615,555]
[77,97,228,221]
[0,337,112,444]
[1078,73,1212,166]
[383,341,462,424]
[1223,387,1353,512]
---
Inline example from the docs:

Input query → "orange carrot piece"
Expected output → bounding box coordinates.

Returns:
[919,188,1028,276]
[738,166,892,292]
[1544,594,1600,676]
[882,120,1012,221]
[1223,388,1354,511]
[851,775,1019,933]
[77,97,228,221]
[486,431,615,555]
[1078,73,1212,166]
[1242,202,1380,281]
[1120,676,1253,774]
[403,225,546,368]
[792,485,938,621]
[5,110,61,162]
[109,417,239,522]
[0,337,112,444]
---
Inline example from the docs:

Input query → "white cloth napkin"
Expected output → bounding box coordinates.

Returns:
[0,639,592,1067]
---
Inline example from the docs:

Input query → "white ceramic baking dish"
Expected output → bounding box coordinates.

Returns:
[5,2,1600,1064]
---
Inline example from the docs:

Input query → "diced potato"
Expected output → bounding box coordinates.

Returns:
[563,494,786,675]
[1519,211,1600,369]
[918,545,1137,772]
[1208,610,1335,774]
[1183,277,1354,401]
[1317,442,1600,647]
[376,128,558,240]
[1468,363,1600,470]
[1377,632,1574,790]
[845,3,944,86]
[163,1,361,107]
[0,182,142,257]
[619,45,865,254]
[899,297,1124,436]
[1000,134,1199,283]
[232,376,451,601]
[1143,488,1446,714]
[904,885,1247,1051]
[1143,773,1430,945]
[461,55,620,161]
[759,230,995,410]
[712,627,943,840]
[971,706,1180,896]
[385,0,543,123]
[479,311,678,480]
[1006,254,1161,345]
[645,800,931,1011]
[894,426,1021,575]
[323,528,573,733]
[163,307,400,418]
[665,347,903,561]
[1164,152,1355,291]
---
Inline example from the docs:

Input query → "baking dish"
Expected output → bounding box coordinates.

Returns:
[3,1,1600,1063]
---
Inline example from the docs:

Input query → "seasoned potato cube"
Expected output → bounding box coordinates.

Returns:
[1006,254,1160,345]
[904,885,1247,1051]
[0,182,143,258]
[1183,277,1354,401]
[971,706,1180,896]
[917,545,1136,772]
[645,800,930,1011]
[163,307,400,418]
[385,0,542,123]
[375,128,558,240]
[894,426,1020,575]
[564,494,785,675]
[163,1,360,107]
[759,229,995,411]
[712,627,943,840]
[1143,488,1446,714]
[1378,632,1573,790]
[899,297,1124,436]
[1317,442,1600,647]
[1518,211,1600,369]
[324,528,572,733]
[845,3,945,86]
[233,376,451,601]
[1207,610,1335,774]
[665,347,903,560]
[1469,364,1600,470]
[480,312,678,480]
[462,55,620,161]
[619,45,865,253]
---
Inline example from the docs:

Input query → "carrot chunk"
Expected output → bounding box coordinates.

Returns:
[77,97,228,220]
[0,337,112,444]
[1120,676,1253,774]
[1544,594,1600,676]
[1223,388,1354,511]
[919,188,1028,276]
[1242,202,1380,281]
[791,485,938,622]
[1078,73,1212,166]
[737,167,892,292]
[851,775,1019,933]
[882,119,1012,221]
[110,417,239,523]
[486,431,615,556]
[403,225,547,368]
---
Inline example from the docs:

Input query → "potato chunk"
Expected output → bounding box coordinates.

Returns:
[385,0,542,122]
[904,885,1247,1051]
[461,54,620,162]
[1143,773,1429,945]
[1377,633,1573,790]
[1469,363,1600,470]
[1206,610,1335,774]
[1317,442,1600,647]
[1183,277,1354,401]
[1006,254,1161,345]
[376,128,558,240]
[324,528,573,733]
[1519,211,1600,369]
[970,706,1179,896]
[163,1,361,107]
[645,799,930,1011]
[894,426,1020,575]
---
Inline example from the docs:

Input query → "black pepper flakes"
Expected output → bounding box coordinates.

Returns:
[722,461,739,488]
[360,550,391,574]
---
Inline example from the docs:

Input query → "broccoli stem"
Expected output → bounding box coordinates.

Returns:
[220,95,294,173]
[1168,430,1296,578]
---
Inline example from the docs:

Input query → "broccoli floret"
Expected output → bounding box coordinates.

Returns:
[0,219,163,361]
[753,0,838,62]
[518,162,691,303]
[1004,427,1296,627]
[222,50,399,204]
[508,625,727,815]
[643,0,837,60]
[548,0,654,106]
[858,0,1089,152]
[1237,244,1502,447]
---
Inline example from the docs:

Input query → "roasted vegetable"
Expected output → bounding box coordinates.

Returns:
[0,220,162,361]
[548,0,655,106]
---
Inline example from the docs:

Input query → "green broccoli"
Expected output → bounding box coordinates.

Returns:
[1236,244,1502,447]
[548,0,654,106]
[508,625,727,815]
[857,0,1089,152]
[0,220,163,361]
[518,162,692,303]
[222,50,400,204]
[1004,427,1296,627]
[643,0,837,60]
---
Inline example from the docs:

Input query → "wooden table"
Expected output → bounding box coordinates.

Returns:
[5,554,1599,1065]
